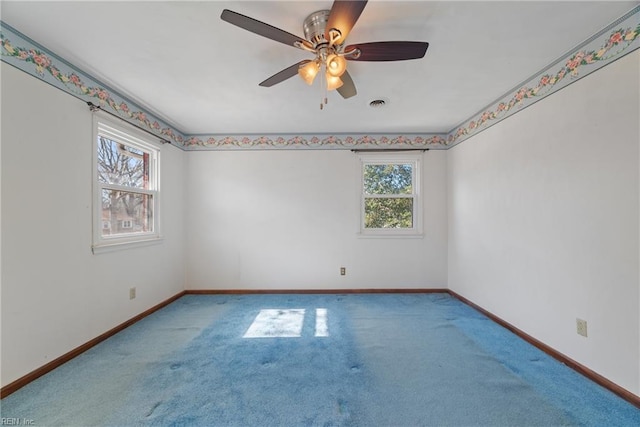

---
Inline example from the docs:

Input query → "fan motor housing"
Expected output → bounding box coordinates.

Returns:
[303,10,331,48]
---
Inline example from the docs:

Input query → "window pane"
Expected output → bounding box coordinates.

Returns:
[101,189,153,236]
[364,198,413,228]
[364,164,412,195]
[97,136,149,189]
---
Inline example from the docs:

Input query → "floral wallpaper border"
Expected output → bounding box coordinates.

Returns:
[446,5,640,147]
[182,134,448,150]
[0,22,186,146]
[1,4,639,151]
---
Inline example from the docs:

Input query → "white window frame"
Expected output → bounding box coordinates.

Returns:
[92,114,162,253]
[358,152,423,238]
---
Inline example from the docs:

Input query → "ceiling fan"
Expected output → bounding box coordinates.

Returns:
[220,0,429,107]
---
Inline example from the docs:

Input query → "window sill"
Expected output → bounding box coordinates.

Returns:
[357,232,424,239]
[92,236,163,254]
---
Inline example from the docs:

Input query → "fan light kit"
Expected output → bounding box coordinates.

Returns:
[221,0,429,109]
[297,10,349,92]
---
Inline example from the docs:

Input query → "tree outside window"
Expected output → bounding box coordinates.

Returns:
[97,136,153,236]
[93,117,160,252]
[359,153,422,236]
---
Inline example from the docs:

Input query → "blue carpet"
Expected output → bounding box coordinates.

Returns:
[2,293,639,426]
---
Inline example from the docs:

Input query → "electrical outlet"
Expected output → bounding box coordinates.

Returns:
[129,287,136,300]
[340,267,346,276]
[576,318,587,337]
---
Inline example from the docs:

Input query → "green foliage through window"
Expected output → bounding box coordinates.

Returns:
[364,164,412,195]
[365,198,413,228]
[363,162,414,229]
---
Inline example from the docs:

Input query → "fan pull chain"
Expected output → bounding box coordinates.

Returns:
[320,64,325,110]
[324,64,329,107]
[320,63,328,110]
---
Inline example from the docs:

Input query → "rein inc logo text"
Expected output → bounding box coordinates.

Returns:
[1,419,35,426]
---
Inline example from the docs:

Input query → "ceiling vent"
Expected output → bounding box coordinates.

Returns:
[369,99,387,108]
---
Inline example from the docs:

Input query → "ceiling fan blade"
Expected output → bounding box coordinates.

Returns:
[337,70,357,99]
[325,1,368,44]
[345,41,429,61]
[221,9,310,50]
[259,60,311,87]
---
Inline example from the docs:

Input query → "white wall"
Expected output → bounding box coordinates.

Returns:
[185,149,448,290]
[447,51,640,395]
[1,63,186,387]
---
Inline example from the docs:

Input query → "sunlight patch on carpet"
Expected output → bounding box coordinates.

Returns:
[243,309,305,338]
[315,308,329,337]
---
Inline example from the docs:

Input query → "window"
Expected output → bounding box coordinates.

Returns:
[92,116,161,252]
[359,153,422,237]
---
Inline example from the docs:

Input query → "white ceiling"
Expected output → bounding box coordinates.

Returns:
[1,1,637,135]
